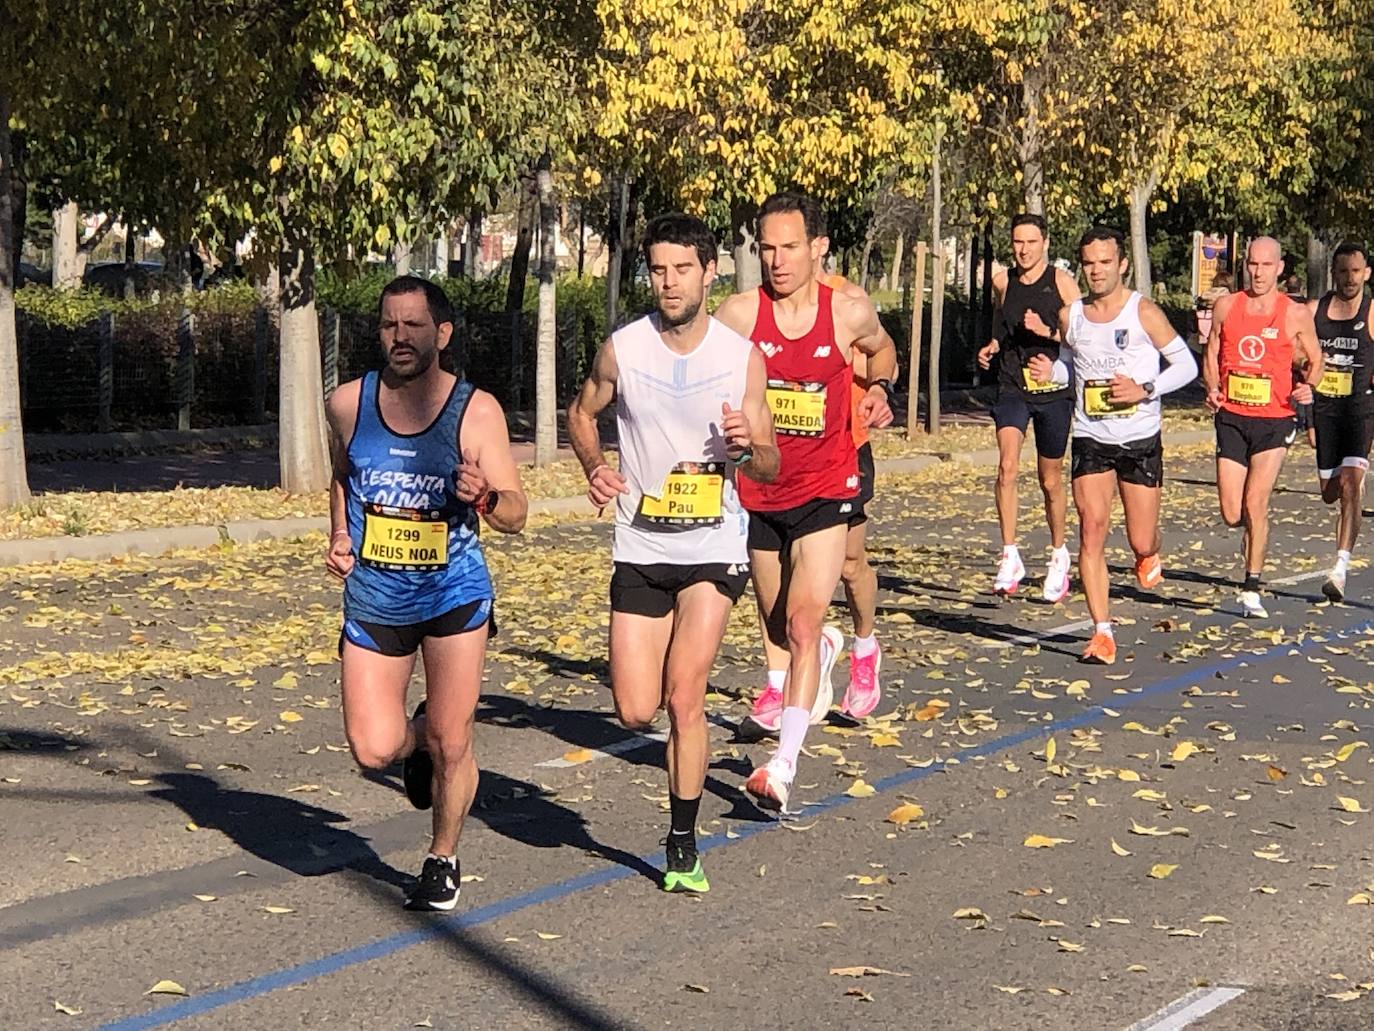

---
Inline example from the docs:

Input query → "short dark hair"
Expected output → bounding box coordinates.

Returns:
[379,275,454,327]
[1333,241,1369,267]
[1078,225,1127,259]
[641,212,718,270]
[756,191,827,240]
[1010,213,1048,237]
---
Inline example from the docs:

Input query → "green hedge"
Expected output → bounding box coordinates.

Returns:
[15,281,261,329]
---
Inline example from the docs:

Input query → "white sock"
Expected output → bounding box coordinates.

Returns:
[767,669,787,693]
[1002,544,1020,560]
[776,706,809,771]
[1052,544,1069,560]
[1336,550,1352,573]
[852,633,878,658]
[1095,622,1114,638]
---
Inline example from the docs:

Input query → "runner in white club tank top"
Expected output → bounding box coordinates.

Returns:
[1030,226,1197,665]
[567,213,779,894]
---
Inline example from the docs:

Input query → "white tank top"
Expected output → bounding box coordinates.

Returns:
[1065,292,1163,445]
[612,315,752,566]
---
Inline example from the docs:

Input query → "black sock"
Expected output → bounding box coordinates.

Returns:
[668,793,700,844]
[1244,572,1262,592]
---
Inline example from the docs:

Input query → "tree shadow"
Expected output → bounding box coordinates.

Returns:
[871,602,1083,658]
[497,645,610,683]
[0,727,91,753]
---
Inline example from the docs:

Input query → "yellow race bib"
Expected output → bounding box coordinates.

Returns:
[1318,369,1354,398]
[1226,372,1272,406]
[1021,366,1059,394]
[766,381,827,437]
[360,504,449,570]
[638,462,725,528]
[1083,379,1137,420]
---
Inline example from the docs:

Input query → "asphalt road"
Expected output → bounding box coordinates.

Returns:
[4,442,1374,1030]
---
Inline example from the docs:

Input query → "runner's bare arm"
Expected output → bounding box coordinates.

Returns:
[567,338,627,507]
[1202,293,1232,407]
[737,348,780,484]
[324,382,361,579]
[978,270,1010,368]
[712,291,758,339]
[458,389,527,534]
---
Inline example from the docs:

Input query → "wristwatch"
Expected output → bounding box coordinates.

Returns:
[871,378,896,405]
[1141,381,1157,401]
[475,489,499,515]
[731,447,754,467]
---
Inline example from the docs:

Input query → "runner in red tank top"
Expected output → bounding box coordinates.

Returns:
[714,192,897,812]
[1204,235,1322,618]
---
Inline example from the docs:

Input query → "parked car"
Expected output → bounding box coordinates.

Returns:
[83,261,166,296]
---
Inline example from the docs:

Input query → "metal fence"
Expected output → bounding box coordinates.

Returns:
[15,305,583,434]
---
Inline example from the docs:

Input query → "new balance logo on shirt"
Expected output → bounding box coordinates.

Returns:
[813,346,832,358]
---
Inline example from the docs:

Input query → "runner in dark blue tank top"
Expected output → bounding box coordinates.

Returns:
[325,276,527,911]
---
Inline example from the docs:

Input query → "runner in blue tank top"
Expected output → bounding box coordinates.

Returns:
[325,276,527,911]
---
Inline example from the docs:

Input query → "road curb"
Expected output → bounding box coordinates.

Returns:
[0,428,1218,568]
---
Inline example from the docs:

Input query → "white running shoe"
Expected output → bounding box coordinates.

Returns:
[994,551,1026,595]
[810,625,842,725]
[1240,590,1268,619]
[1323,567,1348,603]
[744,756,794,813]
[1041,549,1071,603]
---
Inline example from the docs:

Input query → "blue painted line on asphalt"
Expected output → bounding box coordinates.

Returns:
[95,613,1374,1030]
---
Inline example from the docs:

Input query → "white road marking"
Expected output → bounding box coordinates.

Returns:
[1125,985,1246,1031]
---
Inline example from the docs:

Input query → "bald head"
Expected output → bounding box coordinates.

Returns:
[1244,235,1284,296]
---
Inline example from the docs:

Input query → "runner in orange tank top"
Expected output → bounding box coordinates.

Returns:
[821,267,896,721]
[1203,235,1322,618]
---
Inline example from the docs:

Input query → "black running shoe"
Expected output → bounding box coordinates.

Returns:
[402,701,433,810]
[404,855,460,911]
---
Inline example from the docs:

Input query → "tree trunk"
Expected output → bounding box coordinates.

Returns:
[534,156,558,466]
[858,233,874,293]
[53,201,83,290]
[506,173,538,313]
[1307,232,1330,299]
[394,241,412,276]
[0,93,31,505]
[968,228,980,349]
[9,130,26,283]
[619,177,643,297]
[927,127,944,434]
[980,219,994,345]
[446,220,464,278]
[888,232,905,294]
[731,199,762,292]
[464,209,483,279]
[123,227,138,299]
[577,203,586,277]
[277,232,330,493]
[906,240,928,439]
[1019,71,1045,217]
[1129,171,1158,297]
[606,175,628,330]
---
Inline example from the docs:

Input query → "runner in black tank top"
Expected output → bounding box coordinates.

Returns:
[1307,242,1374,601]
[976,213,1080,602]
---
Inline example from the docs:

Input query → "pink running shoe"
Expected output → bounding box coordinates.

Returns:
[740,682,783,737]
[744,756,793,812]
[841,639,883,719]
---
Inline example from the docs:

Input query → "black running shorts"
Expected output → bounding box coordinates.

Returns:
[848,443,876,527]
[610,561,750,618]
[1214,408,1297,465]
[747,497,857,552]
[340,598,495,658]
[991,393,1072,461]
[1071,433,1164,488]
[1314,404,1374,479]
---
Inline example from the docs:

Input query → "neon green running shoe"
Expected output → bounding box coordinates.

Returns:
[662,840,709,893]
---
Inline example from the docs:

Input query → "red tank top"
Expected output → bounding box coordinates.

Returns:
[739,283,859,511]
[1218,291,1296,418]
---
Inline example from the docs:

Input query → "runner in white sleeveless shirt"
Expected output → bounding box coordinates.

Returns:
[567,213,779,893]
[1030,226,1197,665]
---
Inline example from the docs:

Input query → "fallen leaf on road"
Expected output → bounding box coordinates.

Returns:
[1336,741,1368,762]
[682,984,709,994]
[1199,915,1229,924]
[1111,840,1132,857]
[278,710,303,723]
[561,748,596,764]
[845,988,874,1001]
[261,906,294,914]
[887,803,924,825]
[830,966,910,977]
[993,985,1025,994]
[1336,796,1369,814]
[846,780,876,798]
[1024,834,1072,848]
[1148,864,1178,880]
[53,1001,82,1016]
[536,932,563,940]
[145,980,188,997]
[952,907,988,921]
[1170,741,1202,762]
[192,894,216,902]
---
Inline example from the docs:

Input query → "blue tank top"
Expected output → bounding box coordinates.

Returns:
[343,371,492,624]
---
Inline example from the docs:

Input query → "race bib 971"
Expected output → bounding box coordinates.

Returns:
[360,504,449,570]
[638,462,725,529]
[766,381,827,437]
